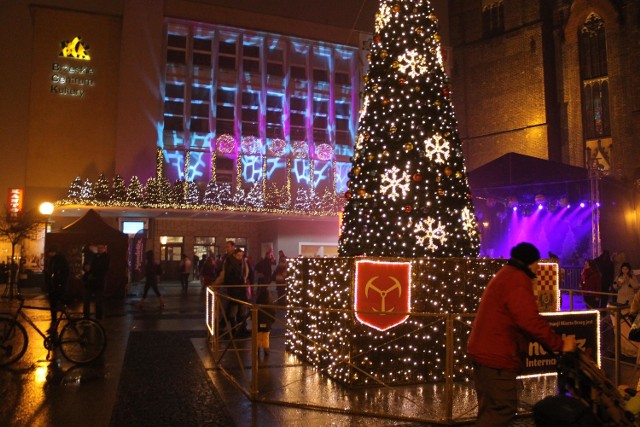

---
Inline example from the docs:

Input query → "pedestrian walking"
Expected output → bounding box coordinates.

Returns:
[179,253,192,295]
[138,250,165,309]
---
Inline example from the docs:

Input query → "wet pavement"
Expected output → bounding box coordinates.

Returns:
[0,281,635,426]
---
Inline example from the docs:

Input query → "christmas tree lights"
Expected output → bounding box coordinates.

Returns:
[339,0,479,258]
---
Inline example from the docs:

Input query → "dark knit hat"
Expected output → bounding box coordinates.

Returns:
[510,242,541,266]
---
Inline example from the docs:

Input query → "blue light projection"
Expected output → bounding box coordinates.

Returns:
[335,162,350,194]
[266,157,287,180]
[241,155,263,183]
[313,160,332,188]
[163,149,184,181]
[190,132,213,150]
[188,151,210,182]
[292,159,311,185]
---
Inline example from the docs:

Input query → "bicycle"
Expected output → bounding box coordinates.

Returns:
[0,295,107,366]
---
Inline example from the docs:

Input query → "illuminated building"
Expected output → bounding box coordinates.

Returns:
[0,0,393,276]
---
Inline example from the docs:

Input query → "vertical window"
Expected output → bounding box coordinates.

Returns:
[290,94,307,141]
[164,83,185,132]
[579,14,611,139]
[266,94,283,138]
[243,44,260,73]
[266,44,284,77]
[241,91,259,136]
[193,37,212,67]
[167,33,187,65]
[219,40,237,71]
[190,85,210,134]
[482,1,504,38]
[216,88,235,135]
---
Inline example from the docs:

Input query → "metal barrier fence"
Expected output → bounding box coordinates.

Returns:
[204,285,640,425]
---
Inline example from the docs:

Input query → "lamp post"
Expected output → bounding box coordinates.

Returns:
[38,202,54,292]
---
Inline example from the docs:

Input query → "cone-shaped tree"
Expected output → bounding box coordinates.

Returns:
[339,0,479,258]
[111,175,127,203]
[68,176,83,199]
[94,173,111,201]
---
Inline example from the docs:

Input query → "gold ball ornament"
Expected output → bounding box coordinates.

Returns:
[389,126,397,134]
[380,50,388,58]
[367,154,375,161]
[437,188,445,196]
[403,142,414,151]
[392,5,400,13]
[392,61,400,69]
[382,150,390,157]
[444,167,453,177]
[358,189,367,197]
[436,176,442,183]
[415,27,424,35]
[435,34,441,42]
[353,167,361,175]
[455,171,463,179]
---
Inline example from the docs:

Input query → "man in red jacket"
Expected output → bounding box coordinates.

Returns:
[467,242,576,426]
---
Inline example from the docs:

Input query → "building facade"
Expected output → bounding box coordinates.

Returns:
[448,0,640,263]
[0,0,385,277]
[449,0,640,179]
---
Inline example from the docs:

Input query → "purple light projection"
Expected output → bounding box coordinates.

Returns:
[479,203,595,266]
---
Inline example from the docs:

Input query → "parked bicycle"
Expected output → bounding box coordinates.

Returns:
[0,295,107,366]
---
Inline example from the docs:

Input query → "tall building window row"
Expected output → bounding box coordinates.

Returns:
[579,14,611,142]
[162,20,359,158]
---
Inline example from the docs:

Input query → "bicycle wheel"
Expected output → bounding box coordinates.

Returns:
[59,319,106,364]
[0,317,28,366]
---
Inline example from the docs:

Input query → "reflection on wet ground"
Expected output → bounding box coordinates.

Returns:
[0,283,637,426]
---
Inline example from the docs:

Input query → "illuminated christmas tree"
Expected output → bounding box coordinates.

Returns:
[111,175,127,203]
[68,176,83,199]
[339,0,479,258]
[126,176,144,204]
[185,181,200,205]
[94,173,110,201]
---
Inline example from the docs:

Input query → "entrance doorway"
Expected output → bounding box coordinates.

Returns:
[160,236,183,280]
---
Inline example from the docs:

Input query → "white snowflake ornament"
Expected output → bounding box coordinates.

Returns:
[397,49,429,78]
[380,166,411,201]
[415,217,447,251]
[424,133,450,164]
[375,4,392,33]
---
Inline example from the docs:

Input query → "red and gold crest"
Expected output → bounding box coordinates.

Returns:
[354,260,412,331]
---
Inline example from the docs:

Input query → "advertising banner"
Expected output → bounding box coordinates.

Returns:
[521,311,600,377]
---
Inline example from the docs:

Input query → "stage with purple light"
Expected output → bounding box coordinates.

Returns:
[476,198,596,266]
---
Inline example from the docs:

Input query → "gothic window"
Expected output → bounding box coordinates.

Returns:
[579,14,611,139]
[482,1,504,38]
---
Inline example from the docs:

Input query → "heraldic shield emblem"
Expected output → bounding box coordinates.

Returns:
[354,260,412,331]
